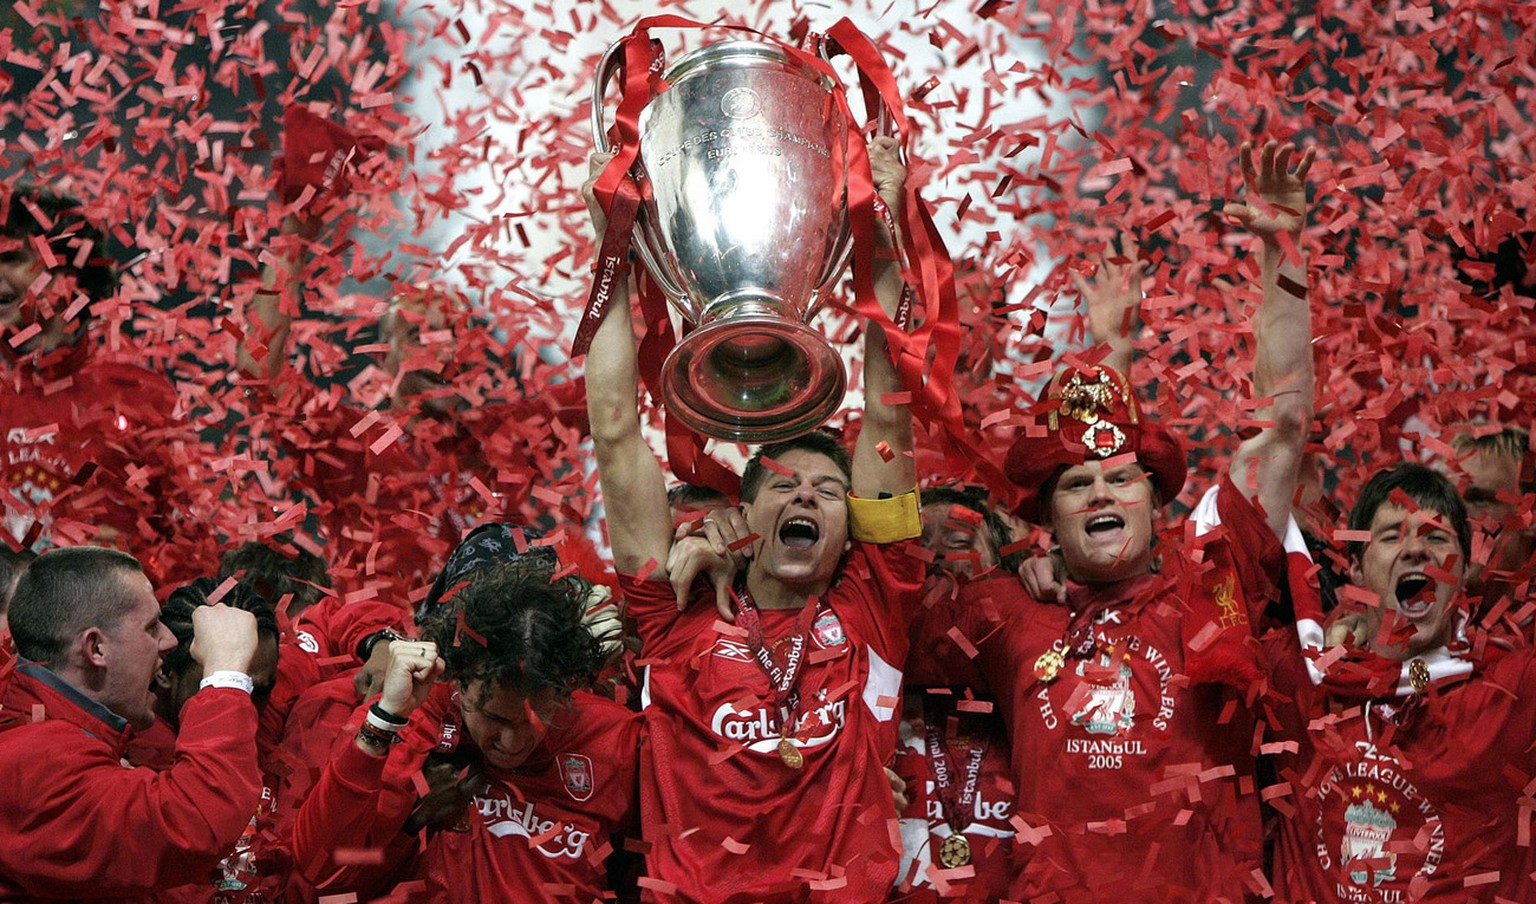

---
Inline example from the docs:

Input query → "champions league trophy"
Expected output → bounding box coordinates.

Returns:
[591,39,867,443]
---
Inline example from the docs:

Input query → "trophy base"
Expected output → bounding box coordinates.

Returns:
[661,315,847,444]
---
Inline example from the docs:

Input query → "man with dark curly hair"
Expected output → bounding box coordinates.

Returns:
[287,554,640,902]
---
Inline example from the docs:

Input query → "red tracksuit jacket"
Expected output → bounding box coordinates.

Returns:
[0,659,262,903]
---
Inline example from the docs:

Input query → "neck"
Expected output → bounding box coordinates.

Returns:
[745,568,823,610]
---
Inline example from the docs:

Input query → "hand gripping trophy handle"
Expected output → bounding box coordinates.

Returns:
[589,32,894,443]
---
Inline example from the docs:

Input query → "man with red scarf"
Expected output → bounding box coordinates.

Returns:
[956,140,1316,902]
[1267,462,1536,903]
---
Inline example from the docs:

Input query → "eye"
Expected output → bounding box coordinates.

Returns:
[772,480,795,492]
[817,485,844,500]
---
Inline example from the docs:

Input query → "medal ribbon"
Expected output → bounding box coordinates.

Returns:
[732,586,829,742]
[923,701,989,835]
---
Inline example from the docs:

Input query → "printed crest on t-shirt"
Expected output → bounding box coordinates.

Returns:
[1314,738,1446,901]
[1032,624,1177,771]
[812,609,847,648]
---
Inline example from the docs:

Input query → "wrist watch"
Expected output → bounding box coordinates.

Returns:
[357,627,405,663]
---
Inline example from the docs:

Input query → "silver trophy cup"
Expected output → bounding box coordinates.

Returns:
[593,39,856,443]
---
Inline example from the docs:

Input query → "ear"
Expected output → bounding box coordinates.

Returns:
[1348,557,1364,587]
[154,664,175,689]
[76,626,109,669]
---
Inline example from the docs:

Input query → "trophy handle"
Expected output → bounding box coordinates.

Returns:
[588,37,693,309]
[800,34,900,322]
[590,38,626,153]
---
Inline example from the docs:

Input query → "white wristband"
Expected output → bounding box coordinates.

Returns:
[364,708,405,734]
[199,670,255,695]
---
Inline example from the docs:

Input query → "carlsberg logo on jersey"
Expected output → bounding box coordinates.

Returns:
[476,791,592,859]
[710,694,847,754]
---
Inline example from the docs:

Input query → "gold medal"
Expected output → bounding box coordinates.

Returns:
[777,737,804,769]
[1408,658,1430,694]
[1033,649,1065,684]
[938,833,972,868]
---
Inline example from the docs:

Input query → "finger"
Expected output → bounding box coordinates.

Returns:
[1293,145,1316,180]
[703,521,730,556]
[1260,140,1277,178]
[714,576,736,624]
[1273,143,1293,178]
[1238,141,1257,188]
[1054,581,1068,606]
[716,577,733,621]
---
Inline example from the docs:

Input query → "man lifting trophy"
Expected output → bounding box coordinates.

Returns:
[578,21,948,445]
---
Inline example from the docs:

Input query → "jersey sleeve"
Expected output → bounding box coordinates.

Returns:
[835,538,927,666]
[0,688,261,897]
[617,571,694,660]
[287,697,432,894]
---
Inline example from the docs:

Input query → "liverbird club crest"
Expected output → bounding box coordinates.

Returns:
[559,754,594,802]
[1070,651,1136,736]
[1342,800,1398,887]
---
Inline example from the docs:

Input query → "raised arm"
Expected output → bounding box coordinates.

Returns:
[1225,140,1316,539]
[581,152,673,577]
[851,136,918,499]
[1076,239,1144,377]
[237,214,316,380]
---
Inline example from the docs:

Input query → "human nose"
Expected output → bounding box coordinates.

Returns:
[1085,475,1114,505]
[158,624,177,653]
[1398,527,1430,561]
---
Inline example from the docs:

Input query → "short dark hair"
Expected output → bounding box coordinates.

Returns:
[739,430,853,504]
[217,538,331,617]
[921,485,1023,573]
[2,186,116,303]
[159,577,280,676]
[667,482,732,511]
[1347,463,1473,563]
[7,547,144,664]
[0,544,37,612]
[419,556,604,708]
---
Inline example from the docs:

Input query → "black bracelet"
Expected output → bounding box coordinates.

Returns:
[356,721,398,752]
[369,701,409,728]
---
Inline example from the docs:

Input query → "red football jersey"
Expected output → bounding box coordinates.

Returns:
[889,696,1014,903]
[620,540,924,903]
[289,682,640,903]
[1269,639,1536,903]
[964,477,1284,903]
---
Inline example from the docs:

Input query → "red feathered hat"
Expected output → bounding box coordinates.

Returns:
[1004,364,1186,523]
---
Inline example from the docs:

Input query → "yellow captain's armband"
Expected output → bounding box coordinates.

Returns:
[848,489,921,543]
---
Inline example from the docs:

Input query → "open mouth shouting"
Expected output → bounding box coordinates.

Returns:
[1083,512,1126,543]
[779,517,820,552]
[1393,572,1436,619]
